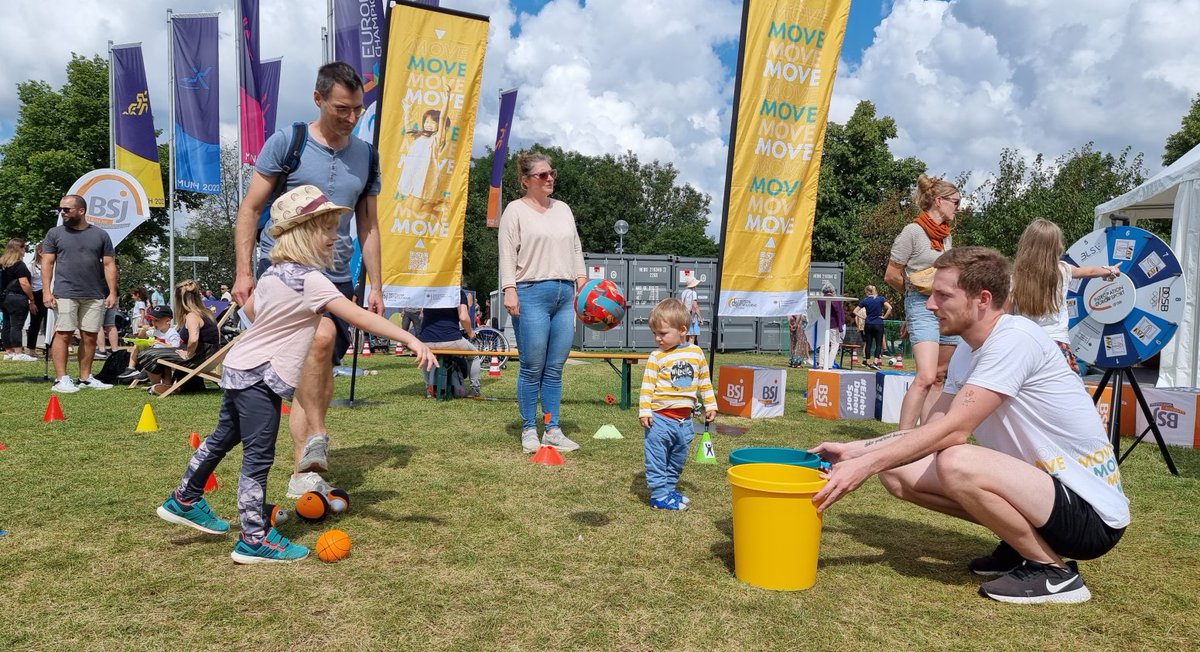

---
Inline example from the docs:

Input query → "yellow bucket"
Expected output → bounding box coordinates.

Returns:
[727,463,826,591]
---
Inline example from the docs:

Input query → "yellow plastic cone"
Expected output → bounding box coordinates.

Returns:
[136,403,159,432]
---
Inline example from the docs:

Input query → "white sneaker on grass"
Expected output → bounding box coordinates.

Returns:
[521,428,540,454]
[52,377,80,393]
[78,377,113,390]
[297,434,330,473]
[286,471,332,499]
[542,427,579,452]
[11,353,38,362]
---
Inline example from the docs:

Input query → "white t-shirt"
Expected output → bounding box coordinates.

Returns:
[1018,261,1072,344]
[148,326,182,349]
[943,314,1129,528]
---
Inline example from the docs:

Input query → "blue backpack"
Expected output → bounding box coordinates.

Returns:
[256,122,309,236]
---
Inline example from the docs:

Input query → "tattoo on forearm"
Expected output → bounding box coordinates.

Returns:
[962,388,976,407]
[864,432,904,448]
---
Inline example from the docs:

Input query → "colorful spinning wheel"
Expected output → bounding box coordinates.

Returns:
[1066,226,1186,368]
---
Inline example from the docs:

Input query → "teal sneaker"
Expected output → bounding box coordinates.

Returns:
[230,528,309,564]
[156,495,230,535]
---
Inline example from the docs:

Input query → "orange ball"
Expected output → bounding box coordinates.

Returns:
[316,529,352,563]
[295,491,329,522]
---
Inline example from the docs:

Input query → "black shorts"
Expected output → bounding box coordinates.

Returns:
[1036,476,1125,560]
[256,258,356,366]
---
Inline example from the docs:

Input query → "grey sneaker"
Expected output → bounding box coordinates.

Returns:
[521,428,540,454]
[542,427,580,452]
[286,471,333,499]
[52,377,80,393]
[297,434,330,473]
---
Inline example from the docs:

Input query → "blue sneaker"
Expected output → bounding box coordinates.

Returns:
[230,528,309,564]
[156,495,230,535]
[669,490,691,506]
[650,494,688,511]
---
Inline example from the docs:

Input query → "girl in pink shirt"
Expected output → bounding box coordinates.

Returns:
[156,185,436,564]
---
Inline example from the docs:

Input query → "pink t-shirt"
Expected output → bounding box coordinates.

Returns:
[224,264,344,389]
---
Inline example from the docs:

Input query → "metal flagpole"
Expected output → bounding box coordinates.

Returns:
[167,9,176,310]
[325,0,334,62]
[236,0,245,207]
[108,41,115,168]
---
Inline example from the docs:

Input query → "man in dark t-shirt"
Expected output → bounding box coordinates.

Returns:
[418,290,480,398]
[42,194,118,393]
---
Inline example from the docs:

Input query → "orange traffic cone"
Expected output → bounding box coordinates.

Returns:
[393,341,405,356]
[488,356,502,377]
[43,395,65,422]
[892,354,904,369]
[281,402,291,416]
[531,445,565,466]
[851,349,859,365]
[361,339,372,357]
[544,412,551,425]
[187,431,219,493]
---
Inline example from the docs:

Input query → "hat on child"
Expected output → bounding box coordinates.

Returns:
[686,277,700,288]
[148,305,173,320]
[267,185,351,238]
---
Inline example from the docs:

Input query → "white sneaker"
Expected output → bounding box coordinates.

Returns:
[286,471,333,499]
[2,353,12,360]
[11,353,38,362]
[52,377,80,393]
[78,376,113,390]
[521,428,540,454]
[542,427,580,452]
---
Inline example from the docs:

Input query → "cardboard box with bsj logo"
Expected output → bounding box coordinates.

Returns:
[807,369,876,420]
[1134,386,1200,449]
[716,365,786,418]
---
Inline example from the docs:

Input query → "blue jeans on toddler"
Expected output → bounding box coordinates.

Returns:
[512,280,575,430]
[175,381,282,544]
[644,412,695,501]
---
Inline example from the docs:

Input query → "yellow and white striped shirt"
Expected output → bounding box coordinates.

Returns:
[639,344,717,418]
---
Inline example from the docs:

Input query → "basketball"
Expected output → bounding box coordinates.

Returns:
[316,529,352,563]
[575,279,626,331]
[327,488,350,514]
[295,491,330,522]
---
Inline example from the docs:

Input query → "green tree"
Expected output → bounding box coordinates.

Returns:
[813,100,925,296]
[1163,93,1200,167]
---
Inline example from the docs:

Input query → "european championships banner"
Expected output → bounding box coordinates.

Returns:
[372,2,487,308]
[486,88,518,228]
[334,0,386,144]
[259,57,281,138]
[110,43,165,208]
[238,0,265,164]
[717,0,850,317]
[172,14,221,195]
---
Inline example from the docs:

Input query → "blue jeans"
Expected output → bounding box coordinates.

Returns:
[904,290,961,347]
[513,280,575,430]
[644,412,694,500]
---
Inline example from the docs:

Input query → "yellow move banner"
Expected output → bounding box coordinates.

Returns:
[373,2,488,308]
[718,0,850,317]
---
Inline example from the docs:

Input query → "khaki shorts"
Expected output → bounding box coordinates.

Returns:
[55,298,106,334]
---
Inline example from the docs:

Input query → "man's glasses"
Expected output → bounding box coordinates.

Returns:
[55,207,78,213]
[327,102,365,118]
[525,170,557,181]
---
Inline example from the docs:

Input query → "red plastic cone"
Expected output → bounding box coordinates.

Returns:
[188,431,201,449]
[394,341,404,356]
[43,396,65,422]
[488,356,502,377]
[203,472,219,493]
[531,445,565,466]
[544,412,551,426]
[361,340,372,357]
[281,402,291,416]
[0,441,7,451]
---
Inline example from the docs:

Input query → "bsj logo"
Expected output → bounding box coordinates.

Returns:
[760,383,778,405]
[725,381,745,407]
[813,381,831,408]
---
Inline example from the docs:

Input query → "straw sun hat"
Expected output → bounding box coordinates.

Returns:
[267,185,350,237]
[686,277,701,288]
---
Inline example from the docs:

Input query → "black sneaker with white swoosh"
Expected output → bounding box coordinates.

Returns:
[979,560,1091,604]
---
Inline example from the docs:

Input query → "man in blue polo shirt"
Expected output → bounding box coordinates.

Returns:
[232,62,382,499]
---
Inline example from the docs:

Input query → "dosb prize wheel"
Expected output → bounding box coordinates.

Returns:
[1066,226,1185,368]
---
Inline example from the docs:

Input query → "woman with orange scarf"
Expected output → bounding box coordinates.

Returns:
[883,174,961,429]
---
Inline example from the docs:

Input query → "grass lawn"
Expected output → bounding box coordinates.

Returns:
[1,351,1197,650]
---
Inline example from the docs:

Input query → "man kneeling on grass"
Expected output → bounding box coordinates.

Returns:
[811,246,1128,604]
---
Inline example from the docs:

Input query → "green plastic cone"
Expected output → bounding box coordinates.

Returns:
[593,424,624,439]
[694,431,717,464]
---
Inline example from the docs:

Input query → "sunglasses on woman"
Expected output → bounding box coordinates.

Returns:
[525,170,557,181]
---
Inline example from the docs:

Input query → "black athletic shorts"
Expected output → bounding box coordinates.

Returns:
[256,257,356,366]
[1036,476,1125,560]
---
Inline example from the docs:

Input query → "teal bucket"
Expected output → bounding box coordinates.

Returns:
[729,447,827,470]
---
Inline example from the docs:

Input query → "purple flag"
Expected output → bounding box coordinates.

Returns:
[239,0,264,164]
[111,44,165,208]
[487,89,518,228]
[259,57,282,139]
[333,0,385,142]
[172,14,221,194]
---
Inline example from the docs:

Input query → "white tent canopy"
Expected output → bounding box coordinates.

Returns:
[1095,143,1200,388]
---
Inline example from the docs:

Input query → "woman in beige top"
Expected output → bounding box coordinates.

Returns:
[498,152,587,455]
[883,173,961,429]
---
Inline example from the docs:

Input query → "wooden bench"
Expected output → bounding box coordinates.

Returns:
[427,348,649,409]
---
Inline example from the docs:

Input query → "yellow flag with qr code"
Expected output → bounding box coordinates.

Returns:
[717,0,849,317]
[371,2,488,308]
